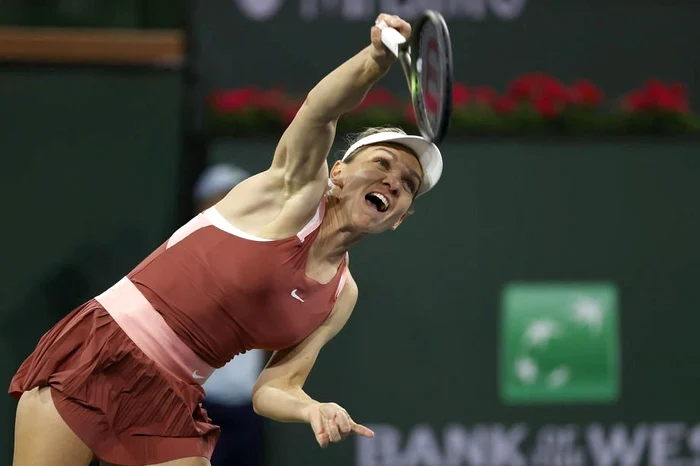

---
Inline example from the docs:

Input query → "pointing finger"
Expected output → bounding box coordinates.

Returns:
[352,422,375,438]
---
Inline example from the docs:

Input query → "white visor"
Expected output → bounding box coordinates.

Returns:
[340,131,443,197]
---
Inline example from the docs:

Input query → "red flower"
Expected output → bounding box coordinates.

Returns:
[508,73,567,104]
[452,82,470,108]
[568,79,603,107]
[669,81,687,100]
[622,89,651,112]
[540,77,569,105]
[646,79,689,113]
[623,79,690,114]
[356,87,397,111]
[281,100,304,125]
[257,88,288,112]
[472,86,498,106]
[493,95,517,115]
[533,95,561,119]
[508,73,539,102]
[404,103,417,125]
[209,87,263,113]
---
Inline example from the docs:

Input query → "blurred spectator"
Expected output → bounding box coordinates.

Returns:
[195,163,266,466]
[194,163,251,210]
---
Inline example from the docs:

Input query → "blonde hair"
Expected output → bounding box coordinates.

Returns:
[338,126,408,163]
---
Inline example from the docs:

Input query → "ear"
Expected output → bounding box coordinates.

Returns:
[329,161,345,188]
[391,212,408,231]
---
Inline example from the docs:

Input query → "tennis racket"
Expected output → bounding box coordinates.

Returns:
[377,10,453,144]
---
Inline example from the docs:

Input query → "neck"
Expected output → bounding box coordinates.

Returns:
[308,193,365,265]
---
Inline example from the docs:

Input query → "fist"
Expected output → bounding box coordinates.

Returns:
[307,402,375,448]
[370,13,412,60]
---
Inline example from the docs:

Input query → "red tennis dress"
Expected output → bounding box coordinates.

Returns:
[9,199,348,465]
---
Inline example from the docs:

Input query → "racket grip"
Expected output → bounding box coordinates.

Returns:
[376,20,406,57]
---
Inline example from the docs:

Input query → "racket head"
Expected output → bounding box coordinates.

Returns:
[408,11,453,144]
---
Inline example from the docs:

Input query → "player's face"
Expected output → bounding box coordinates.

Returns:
[331,143,423,233]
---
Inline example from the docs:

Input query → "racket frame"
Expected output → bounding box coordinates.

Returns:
[378,11,453,144]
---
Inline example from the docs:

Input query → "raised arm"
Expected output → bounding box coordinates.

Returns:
[251,275,373,448]
[270,14,412,196]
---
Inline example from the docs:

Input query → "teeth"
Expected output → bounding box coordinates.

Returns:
[370,192,389,210]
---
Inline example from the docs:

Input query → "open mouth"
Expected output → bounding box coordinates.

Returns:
[365,192,389,213]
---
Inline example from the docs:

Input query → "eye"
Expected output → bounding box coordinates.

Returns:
[403,179,416,194]
[375,158,389,169]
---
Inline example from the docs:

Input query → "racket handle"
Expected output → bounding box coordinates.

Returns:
[376,20,406,57]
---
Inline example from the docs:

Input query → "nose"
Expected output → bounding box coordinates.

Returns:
[382,176,400,197]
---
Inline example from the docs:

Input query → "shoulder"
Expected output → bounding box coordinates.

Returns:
[340,269,358,304]
[214,168,329,240]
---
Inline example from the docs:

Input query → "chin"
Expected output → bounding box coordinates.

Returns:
[347,200,398,234]
[353,215,395,234]
[348,214,381,234]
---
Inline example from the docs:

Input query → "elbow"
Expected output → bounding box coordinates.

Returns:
[252,397,262,416]
[251,385,264,415]
[251,382,279,416]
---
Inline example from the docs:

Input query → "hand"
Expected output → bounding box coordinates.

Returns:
[306,402,375,448]
[370,13,412,62]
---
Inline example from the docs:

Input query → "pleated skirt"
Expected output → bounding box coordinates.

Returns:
[9,299,220,465]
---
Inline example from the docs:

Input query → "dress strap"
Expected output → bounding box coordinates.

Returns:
[297,198,326,242]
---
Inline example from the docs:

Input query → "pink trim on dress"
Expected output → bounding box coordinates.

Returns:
[335,253,350,299]
[167,214,212,249]
[95,277,214,385]
[203,207,273,242]
[297,198,326,242]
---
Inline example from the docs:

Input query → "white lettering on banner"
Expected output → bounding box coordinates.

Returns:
[443,424,489,464]
[356,423,700,466]
[491,424,528,465]
[649,424,686,466]
[236,0,528,21]
[403,424,443,466]
[235,0,285,20]
[382,0,488,21]
[489,0,527,20]
[356,425,403,466]
[448,0,487,21]
[586,424,648,466]
[358,424,528,465]
[531,425,585,466]
[300,0,374,20]
[689,425,700,456]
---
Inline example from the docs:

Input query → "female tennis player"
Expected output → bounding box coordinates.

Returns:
[10,13,443,466]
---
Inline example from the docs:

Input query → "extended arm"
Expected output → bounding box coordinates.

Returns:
[270,14,412,195]
[251,275,373,447]
[251,276,358,422]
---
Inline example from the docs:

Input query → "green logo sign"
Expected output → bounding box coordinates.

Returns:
[500,282,620,404]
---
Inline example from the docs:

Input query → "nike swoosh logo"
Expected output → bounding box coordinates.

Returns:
[192,370,206,380]
[291,289,304,302]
